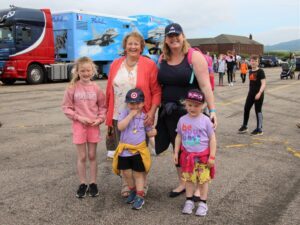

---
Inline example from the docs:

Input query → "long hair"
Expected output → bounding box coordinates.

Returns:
[69,57,97,87]
[122,31,145,55]
[162,34,190,61]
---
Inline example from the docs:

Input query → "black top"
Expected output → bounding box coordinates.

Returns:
[158,56,199,104]
[226,58,236,70]
[248,69,266,94]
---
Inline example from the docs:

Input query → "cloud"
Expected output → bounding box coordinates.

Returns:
[254,27,300,45]
[3,0,299,45]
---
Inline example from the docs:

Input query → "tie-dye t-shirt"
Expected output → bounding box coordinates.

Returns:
[176,114,214,153]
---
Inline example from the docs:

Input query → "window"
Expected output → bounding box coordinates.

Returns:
[16,24,32,43]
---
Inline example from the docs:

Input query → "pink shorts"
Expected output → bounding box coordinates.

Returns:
[72,121,101,144]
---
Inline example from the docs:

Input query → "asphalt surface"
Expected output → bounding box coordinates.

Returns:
[0,67,299,225]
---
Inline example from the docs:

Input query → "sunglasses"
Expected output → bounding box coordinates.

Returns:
[166,33,181,38]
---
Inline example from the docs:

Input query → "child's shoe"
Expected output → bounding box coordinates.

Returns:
[195,202,208,216]
[238,125,248,133]
[182,200,194,215]
[76,183,88,198]
[125,190,136,204]
[132,195,145,210]
[250,128,263,136]
[89,183,99,197]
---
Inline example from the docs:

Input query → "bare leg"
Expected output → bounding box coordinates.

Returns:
[76,143,87,184]
[122,169,134,188]
[199,182,209,200]
[185,181,195,198]
[88,142,97,184]
[133,171,145,193]
[194,183,201,197]
[172,167,185,192]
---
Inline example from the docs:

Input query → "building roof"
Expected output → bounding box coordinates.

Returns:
[188,34,263,46]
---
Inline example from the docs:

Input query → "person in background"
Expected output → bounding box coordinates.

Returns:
[217,54,226,86]
[225,51,235,86]
[238,55,266,135]
[240,58,248,83]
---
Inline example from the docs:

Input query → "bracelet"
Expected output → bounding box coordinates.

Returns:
[209,109,216,113]
[209,156,215,160]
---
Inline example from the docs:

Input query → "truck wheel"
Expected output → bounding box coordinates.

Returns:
[26,64,44,84]
[1,78,16,85]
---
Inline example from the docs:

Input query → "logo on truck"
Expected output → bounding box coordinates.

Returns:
[0,10,15,23]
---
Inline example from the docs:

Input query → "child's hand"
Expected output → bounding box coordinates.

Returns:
[90,118,103,126]
[173,153,179,164]
[207,158,215,168]
[129,109,139,117]
[78,116,92,125]
[255,92,261,100]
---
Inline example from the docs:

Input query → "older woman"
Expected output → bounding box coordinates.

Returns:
[155,23,217,198]
[105,31,161,197]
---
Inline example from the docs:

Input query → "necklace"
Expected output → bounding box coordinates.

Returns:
[132,114,141,134]
[125,58,138,68]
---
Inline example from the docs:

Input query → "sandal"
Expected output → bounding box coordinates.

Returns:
[144,185,149,196]
[121,183,130,198]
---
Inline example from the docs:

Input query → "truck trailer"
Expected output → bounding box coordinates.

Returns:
[0,6,171,84]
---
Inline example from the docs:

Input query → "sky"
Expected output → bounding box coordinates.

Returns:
[2,0,300,45]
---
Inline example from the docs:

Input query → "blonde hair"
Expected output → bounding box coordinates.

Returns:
[69,56,97,86]
[162,34,190,61]
[122,31,145,55]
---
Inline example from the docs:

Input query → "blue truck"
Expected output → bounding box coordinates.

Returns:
[0,6,171,84]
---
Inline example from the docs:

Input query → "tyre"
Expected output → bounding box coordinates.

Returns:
[26,64,45,84]
[260,64,265,68]
[1,78,16,85]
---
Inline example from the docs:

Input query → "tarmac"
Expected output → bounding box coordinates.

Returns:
[0,67,299,225]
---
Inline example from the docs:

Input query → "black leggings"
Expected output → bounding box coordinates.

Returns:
[243,93,264,129]
[241,73,246,83]
[227,69,233,83]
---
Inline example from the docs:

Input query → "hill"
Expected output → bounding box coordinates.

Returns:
[265,39,300,51]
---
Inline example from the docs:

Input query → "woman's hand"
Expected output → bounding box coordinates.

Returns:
[144,112,155,126]
[210,112,217,129]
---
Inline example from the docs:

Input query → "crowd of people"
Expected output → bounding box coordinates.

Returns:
[61,22,273,216]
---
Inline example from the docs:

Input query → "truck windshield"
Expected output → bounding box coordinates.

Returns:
[0,26,14,43]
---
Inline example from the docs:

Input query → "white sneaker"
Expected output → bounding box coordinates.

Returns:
[107,150,115,159]
[182,200,195,214]
[195,202,208,216]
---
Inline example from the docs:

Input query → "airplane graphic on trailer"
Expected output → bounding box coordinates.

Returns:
[85,26,118,46]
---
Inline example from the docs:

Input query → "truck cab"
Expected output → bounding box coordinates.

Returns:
[0,6,55,84]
